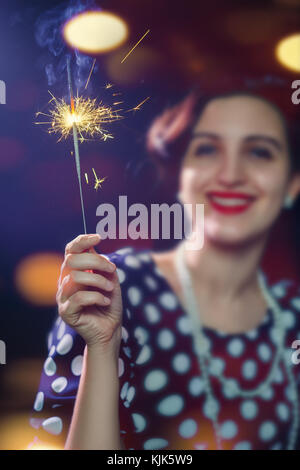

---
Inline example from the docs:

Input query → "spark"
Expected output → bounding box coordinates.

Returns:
[113,101,124,105]
[85,58,96,90]
[85,173,89,184]
[35,91,122,143]
[92,168,107,190]
[105,83,113,89]
[121,29,150,64]
[127,96,150,113]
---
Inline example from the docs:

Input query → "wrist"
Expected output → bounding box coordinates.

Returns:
[85,325,122,358]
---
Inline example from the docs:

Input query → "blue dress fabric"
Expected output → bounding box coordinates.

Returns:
[29,246,300,450]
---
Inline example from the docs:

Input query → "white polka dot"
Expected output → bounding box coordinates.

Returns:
[234,441,252,450]
[220,420,238,439]
[203,397,220,420]
[57,321,66,340]
[157,329,175,349]
[172,353,191,374]
[241,360,257,380]
[291,297,300,311]
[144,276,158,290]
[136,345,152,365]
[118,358,124,377]
[144,370,168,391]
[44,357,56,376]
[209,358,225,376]
[126,386,135,403]
[124,255,141,269]
[137,252,151,262]
[71,355,83,376]
[274,366,284,383]
[178,419,198,438]
[49,345,56,357]
[121,326,129,343]
[257,343,272,362]
[259,421,277,441]
[260,386,274,401]
[159,292,178,310]
[42,417,63,435]
[144,304,161,323]
[134,326,149,345]
[222,379,239,399]
[285,384,297,402]
[227,338,245,357]
[120,382,129,400]
[55,316,62,326]
[144,438,168,450]
[127,286,142,306]
[116,268,126,284]
[51,377,68,393]
[188,377,205,396]
[34,392,44,412]
[245,329,258,340]
[276,402,290,422]
[240,400,258,420]
[272,284,286,298]
[269,327,284,345]
[56,334,73,355]
[157,394,184,416]
[132,413,147,433]
[177,317,192,335]
[282,310,295,329]
[47,332,53,350]
[271,442,282,450]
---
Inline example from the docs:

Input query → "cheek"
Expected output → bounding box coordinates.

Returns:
[254,168,288,202]
[179,166,210,194]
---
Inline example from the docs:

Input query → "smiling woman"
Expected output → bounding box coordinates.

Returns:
[30,80,300,451]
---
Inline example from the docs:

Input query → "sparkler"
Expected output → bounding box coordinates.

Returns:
[35,57,123,234]
[67,56,87,234]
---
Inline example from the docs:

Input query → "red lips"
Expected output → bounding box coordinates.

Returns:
[206,191,256,215]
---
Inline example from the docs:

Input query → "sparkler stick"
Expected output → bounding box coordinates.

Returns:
[66,56,87,234]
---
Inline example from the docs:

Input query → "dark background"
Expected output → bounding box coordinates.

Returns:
[0,0,299,449]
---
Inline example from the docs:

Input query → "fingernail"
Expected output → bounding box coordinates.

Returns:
[108,262,116,272]
[88,234,100,239]
[103,296,111,304]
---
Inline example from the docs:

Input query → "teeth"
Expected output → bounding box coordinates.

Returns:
[210,196,251,207]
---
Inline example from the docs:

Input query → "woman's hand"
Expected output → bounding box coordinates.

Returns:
[56,234,123,352]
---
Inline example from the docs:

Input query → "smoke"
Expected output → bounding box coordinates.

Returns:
[35,0,99,92]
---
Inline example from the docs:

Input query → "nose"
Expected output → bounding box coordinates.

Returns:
[216,151,246,186]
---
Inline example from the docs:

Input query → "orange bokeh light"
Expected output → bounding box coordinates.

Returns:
[15,253,63,306]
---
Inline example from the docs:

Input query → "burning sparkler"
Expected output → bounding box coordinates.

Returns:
[35,57,123,234]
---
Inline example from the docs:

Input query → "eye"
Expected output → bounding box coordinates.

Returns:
[249,146,273,159]
[194,144,217,156]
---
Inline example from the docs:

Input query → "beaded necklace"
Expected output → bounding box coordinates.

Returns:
[174,241,299,450]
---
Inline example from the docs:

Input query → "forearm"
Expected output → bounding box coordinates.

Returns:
[65,336,123,450]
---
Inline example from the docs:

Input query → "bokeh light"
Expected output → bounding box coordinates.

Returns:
[63,11,128,54]
[276,33,300,72]
[15,253,63,306]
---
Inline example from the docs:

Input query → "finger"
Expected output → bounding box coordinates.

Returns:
[63,252,116,274]
[60,290,111,321]
[60,270,115,303]
[65,234,101,256]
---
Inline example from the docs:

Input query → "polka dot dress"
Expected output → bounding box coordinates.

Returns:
[29,247,300,450]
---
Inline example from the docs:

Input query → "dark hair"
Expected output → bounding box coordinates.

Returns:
[146,78,300,186]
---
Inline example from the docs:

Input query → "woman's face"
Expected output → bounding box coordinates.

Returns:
[179,95,295,247]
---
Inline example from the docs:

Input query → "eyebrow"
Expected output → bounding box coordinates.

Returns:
[191,132,283,151]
